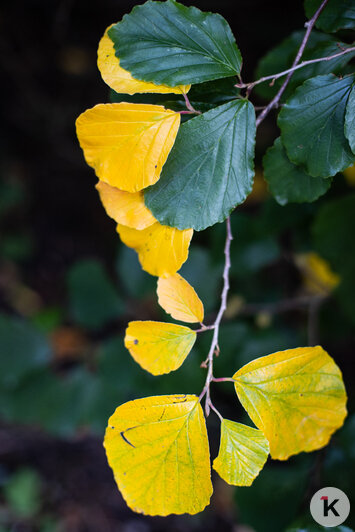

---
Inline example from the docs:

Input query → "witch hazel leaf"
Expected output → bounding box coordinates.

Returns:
[116,222,193,277]
[104,395,212,516]
[345,84,355,155]
[76,103,180,192]
[110,0,242,86]
[213,420,269,486]
[124,321,196,375]
[233,346,347,460]
[157,273,204,324]
[96,181,155,230]
[97,25,190,95]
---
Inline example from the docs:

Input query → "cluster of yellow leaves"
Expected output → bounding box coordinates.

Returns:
[75,26,193,277]
[104,345,346,516]
[125,273,203,374]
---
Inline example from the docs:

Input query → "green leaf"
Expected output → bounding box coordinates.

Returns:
[278,74,355,177]
[4,469,42,519]
[263,137,332,205]
[109,0,242,86]
[145,99,255,231]
[345,85,355,154]
[304,0,355,32]
[213,419,269,486]
[255,30,355,101]
[0,314,50,389]
[67,259,123,330]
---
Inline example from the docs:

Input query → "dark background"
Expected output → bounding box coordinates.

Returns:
[0,1,354,532]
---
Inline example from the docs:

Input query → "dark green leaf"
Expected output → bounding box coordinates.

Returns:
[67,259,123,330]
[263,137,332,205]
[345,84,355,153]
[145,99,255,231]
[304,0,355,32]
[109,0,242,86]
[0,314,50,389]
[255,30,355,101]
[278,74,355,177]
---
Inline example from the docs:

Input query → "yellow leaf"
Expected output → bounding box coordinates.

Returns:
[124,321,196,375]
[76,103,180,192]
[233,346,347,460]
[157,273,204,323]
[96,181,155,230]
[296,252,340,295]
[97,26,190,95]
[117,222,193,277]
[104,395,213,515]
[213,420,269,486]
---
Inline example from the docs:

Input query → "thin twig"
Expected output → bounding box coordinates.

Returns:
[255,0,329,127]
[199,217,232,415]
[195,324,216,333]
[236,46,355,91]
[183,93,202,114]
[238,295,327,316]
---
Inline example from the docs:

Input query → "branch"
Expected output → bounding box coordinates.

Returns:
[237,46,355,91]
[199,217,232,415]
[255,0,329,127]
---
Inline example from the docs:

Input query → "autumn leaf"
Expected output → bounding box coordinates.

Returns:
[97,25,190,95]
[96,181,155,230]
[104,395,212,515]
[125,321,196,375]
[213,419,269,486]
[116,222,193,277]
[233,346,347,460]
[157,273,204,323]
[295,252,340,295]
[76,103,180,192]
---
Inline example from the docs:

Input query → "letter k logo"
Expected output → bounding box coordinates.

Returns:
[321,495,340,517]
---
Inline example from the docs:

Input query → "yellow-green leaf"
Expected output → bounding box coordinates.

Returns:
[233,346,347,460]
[116,222,193,277]
[157,273,204,323]
[104,395,213,515]
[76,103,180,192]
[124,321,196,375]
[96,181,156,230]
[213,420,269,486]
[97,26,190,95]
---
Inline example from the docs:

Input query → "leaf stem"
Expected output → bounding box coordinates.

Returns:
[255,0,329,128]
[183,93,202,115]
[199,217,232,415]
[195,324,216,333]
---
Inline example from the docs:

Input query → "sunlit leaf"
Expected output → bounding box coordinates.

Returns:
[116,222,193,277]
[97,25,190,95]
[76,103,180,192]
[104,395,212,515]
[157,273,204,323]
[213,419,269,486]
[96,181,155,230]
[124,321,196,375]
[233,346,347,460]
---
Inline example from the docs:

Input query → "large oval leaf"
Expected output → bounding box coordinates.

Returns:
[116,222,193,277]
[233,346,347,460]
[345,84,355,154]
[213,420,269,486]
[104,395,213,515]
[124,321,196,375]
[76,103,180,192]
[97,25,190,95]
[145,100,256,231]
[109,0,242,86]
[96,181,156,230]
[263,138,332,205]
[278,74,355,178]
[157,273,204,323]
